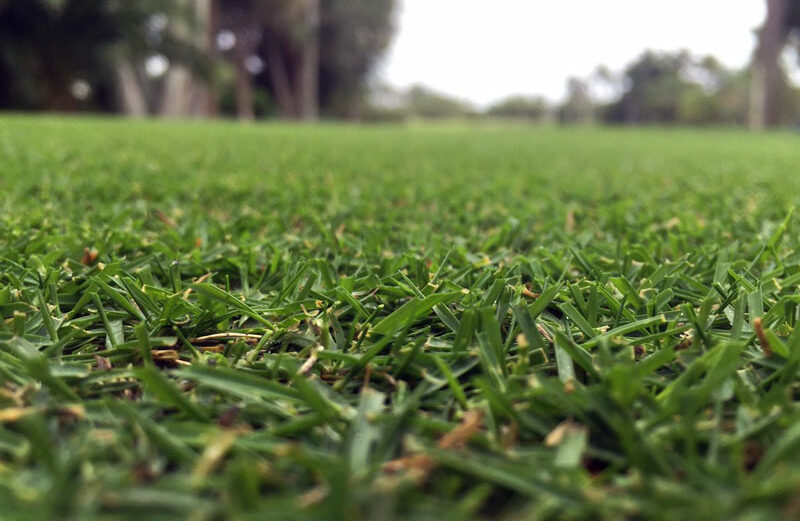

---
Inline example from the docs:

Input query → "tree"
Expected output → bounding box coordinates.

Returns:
[596,51,751,126]
[403,85,472,118]
[317,0,395,118]
[616,51,691,123]
[261,0,320,120]
[215,0,261,120]
[217,0,395,120]
[750,0,800,128]
[158,0,216,118]
[217,0,321,120]
[486,95,550,121]
[558,77,594,124]
[677,56,750,126]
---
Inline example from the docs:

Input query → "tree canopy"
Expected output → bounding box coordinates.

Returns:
[595,50,754,126]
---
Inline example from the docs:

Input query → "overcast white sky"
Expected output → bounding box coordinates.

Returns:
[381,0,767,107]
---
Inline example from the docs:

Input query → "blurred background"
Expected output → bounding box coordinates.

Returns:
[0,0,799,128]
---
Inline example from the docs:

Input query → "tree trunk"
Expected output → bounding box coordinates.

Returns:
[266,42,297,119]
[159,0,196,117]
[158,0,219,118]
[296,0,320,120]
[187,0,217,117]
[116,60,148,116]
[199,0,220,117]
[233,40,255,121]
[43,89,78,112]
[160,65,195,117]
[750,0,788,129]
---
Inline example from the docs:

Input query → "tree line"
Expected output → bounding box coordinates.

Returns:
[0,0,798,128]
[379,45,799,128]
[377,0,800,128]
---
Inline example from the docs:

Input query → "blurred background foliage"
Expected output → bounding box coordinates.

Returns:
[1,0,800,127]
[0,0,395,120]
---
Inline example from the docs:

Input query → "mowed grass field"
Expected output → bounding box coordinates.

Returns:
[2,116,800,520]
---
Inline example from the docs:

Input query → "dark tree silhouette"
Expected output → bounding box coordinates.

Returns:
[750,0,800,128]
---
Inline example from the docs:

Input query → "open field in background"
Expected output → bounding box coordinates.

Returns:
[2,117,800,520]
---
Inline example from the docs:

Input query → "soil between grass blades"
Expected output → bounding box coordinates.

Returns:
[2,116,800,520]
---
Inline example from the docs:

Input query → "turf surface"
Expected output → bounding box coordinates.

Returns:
[2,116,800,520]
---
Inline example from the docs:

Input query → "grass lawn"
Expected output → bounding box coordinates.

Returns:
[2,116,800,520]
